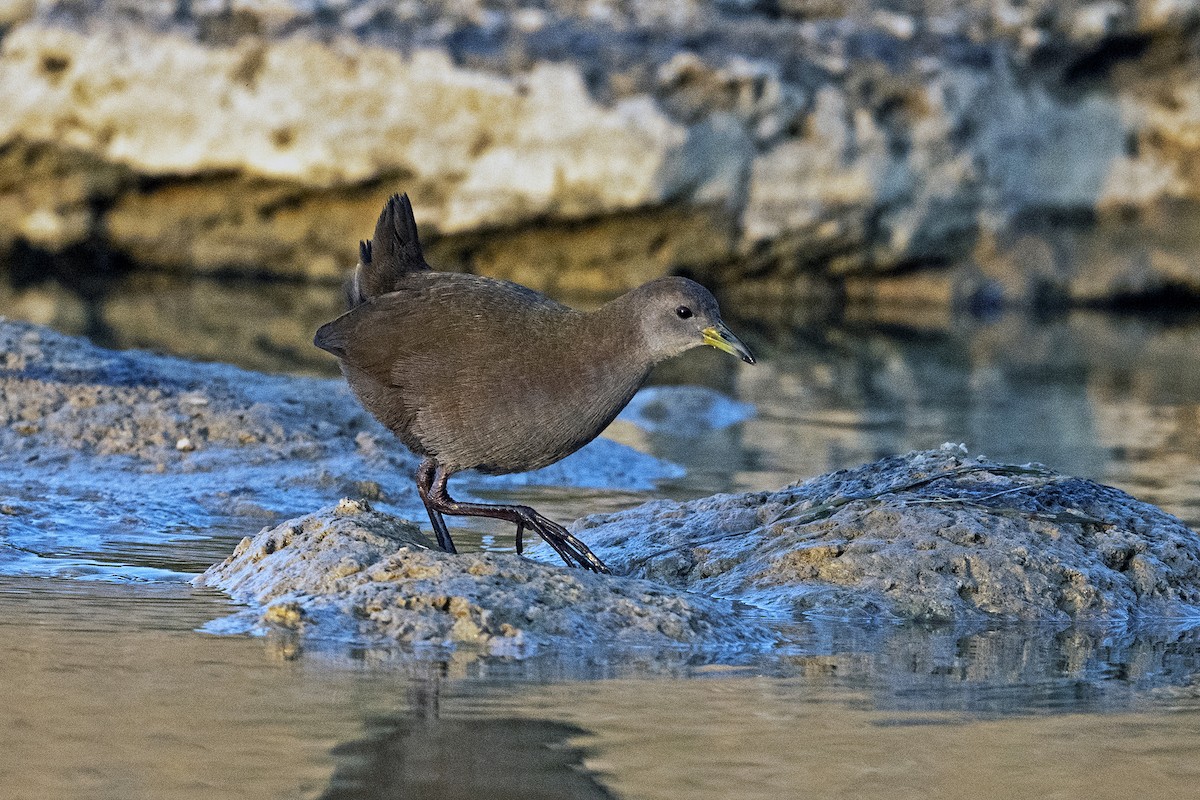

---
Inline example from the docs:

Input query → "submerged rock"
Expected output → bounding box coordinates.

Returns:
[196,498,775,655]
[574,446,1200,623]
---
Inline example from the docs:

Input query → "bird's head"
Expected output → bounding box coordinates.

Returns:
[628,277,755,365]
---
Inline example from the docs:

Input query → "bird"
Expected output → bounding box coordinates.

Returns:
[314,193,755,574]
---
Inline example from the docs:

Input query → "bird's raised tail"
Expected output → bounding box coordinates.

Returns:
[345,193,431,308]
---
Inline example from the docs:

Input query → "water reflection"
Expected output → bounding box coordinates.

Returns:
[721,312,1200,525]
[5,558,1200,799]
[322,716,614,800]
[197,609,1200,717]
[488,674,1200,800]
[774,620,1200,716]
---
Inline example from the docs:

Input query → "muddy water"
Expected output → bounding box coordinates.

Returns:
[6,285,1200,796]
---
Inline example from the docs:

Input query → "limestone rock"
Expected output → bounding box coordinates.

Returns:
[195,499,776,655]
[575,446,1200,623]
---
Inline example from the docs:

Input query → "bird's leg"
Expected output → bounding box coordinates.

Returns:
[416,457,457,554]
[426,467,610,574]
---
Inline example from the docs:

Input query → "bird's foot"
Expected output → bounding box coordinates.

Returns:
[521,512,611,574]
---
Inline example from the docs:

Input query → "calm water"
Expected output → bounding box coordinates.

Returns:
[6,272,1200,796]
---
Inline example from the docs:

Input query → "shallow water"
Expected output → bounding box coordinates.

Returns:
[7,282,1200,796]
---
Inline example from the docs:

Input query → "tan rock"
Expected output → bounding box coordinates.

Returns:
[0,24,725,233]
[2,1,1200,302]
[195,500,776,654]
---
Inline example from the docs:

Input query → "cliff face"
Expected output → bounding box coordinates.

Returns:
[1,0,1199,301]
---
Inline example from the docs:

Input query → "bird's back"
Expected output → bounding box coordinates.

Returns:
[316,271,648,472]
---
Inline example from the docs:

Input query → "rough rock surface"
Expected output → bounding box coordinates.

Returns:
[192,443,1200,657]
[575,446,1200,623]
[9,315,1200,660]
[196,498,775,655]
[1,0,1199,303]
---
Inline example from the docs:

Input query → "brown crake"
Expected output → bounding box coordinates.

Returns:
[314,194,755,573]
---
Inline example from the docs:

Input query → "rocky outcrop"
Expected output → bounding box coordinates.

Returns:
[0,18,741,292]
[575,446,1200,623]
[7,319,1200,657]
[1,0,1199,303]
[196,498,776,655]
[191,444,1200,657]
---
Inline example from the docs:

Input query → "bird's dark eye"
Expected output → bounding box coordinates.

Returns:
[675,305,693,319]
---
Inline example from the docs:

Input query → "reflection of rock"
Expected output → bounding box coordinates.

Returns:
[776,620,1200,712]
[575,446,1200,623]
[728,310,1200,498]
[1,1,1200,299]
[506,661,1200,800]
[196,499,775,655]
[321,716,616,800]
[98,273,343,375]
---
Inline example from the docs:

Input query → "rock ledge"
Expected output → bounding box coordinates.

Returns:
[577,447,1200,623]
[196,498,776,656]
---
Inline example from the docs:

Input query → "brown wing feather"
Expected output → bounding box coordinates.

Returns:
[316,272,648,473]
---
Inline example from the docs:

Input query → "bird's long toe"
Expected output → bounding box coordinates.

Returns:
[526,513,610,574]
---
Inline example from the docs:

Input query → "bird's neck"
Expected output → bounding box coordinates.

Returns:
[578,292,655,372]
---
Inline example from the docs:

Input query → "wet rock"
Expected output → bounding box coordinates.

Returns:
[574,446,1200,623]
[196,499,775,655]
[0,316,369,461]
